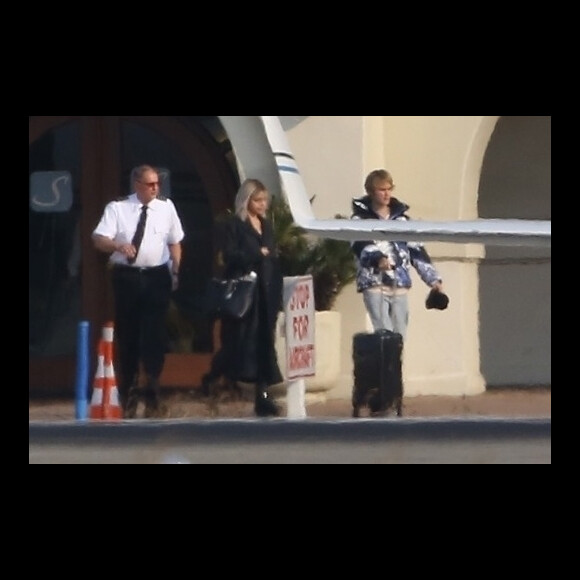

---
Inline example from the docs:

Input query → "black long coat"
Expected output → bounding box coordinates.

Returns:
[217,215,284,386]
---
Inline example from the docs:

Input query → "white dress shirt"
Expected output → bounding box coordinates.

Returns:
[93,193,185,267]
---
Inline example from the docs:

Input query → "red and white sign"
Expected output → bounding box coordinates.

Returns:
[283,276,316,380]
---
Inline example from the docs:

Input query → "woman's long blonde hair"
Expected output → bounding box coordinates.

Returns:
[235,178,269,221]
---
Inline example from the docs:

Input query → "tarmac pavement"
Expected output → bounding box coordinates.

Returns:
[29,388,551,464]
[29,387,551,422]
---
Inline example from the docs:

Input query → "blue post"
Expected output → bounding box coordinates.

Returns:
[75,321,90,421]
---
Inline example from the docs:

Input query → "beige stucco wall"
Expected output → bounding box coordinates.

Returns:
[281,116,497,399]
[224,116,550,400]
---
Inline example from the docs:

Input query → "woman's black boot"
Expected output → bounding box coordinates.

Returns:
[254,383,280,418]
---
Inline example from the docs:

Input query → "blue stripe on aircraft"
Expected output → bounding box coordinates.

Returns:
[278,165,301,175]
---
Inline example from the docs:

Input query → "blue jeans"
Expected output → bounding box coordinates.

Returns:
[363,289,409,340]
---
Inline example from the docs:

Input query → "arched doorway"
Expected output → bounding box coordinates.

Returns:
[29,116,239,392]
[478,116,551,387]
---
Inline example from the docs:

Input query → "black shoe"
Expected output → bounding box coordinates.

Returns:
[143,378,168,419]
[254,384,280,418]
[144,391,169,419]
[144,398,168,419]
[124,387,141,419]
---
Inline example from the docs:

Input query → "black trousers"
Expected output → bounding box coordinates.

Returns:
[111,264,172,401]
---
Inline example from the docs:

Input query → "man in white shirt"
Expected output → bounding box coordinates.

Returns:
[93,165,185,418]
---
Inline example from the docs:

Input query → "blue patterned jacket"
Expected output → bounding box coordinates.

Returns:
[351,196,442,293]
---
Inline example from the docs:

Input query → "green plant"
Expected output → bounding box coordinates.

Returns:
[271,196,357,311]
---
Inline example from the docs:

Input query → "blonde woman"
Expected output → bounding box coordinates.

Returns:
[203,179,283,417]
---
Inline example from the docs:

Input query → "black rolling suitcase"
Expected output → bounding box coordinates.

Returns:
[352,330,404,418]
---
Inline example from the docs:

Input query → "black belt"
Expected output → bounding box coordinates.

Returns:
[113,263,169,274]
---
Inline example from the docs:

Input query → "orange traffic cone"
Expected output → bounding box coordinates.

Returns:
[101,322,123,421]
[89,340,105,420]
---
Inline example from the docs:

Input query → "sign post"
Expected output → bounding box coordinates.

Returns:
[283,276,316,419]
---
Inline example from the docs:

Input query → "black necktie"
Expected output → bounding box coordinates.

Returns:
[128,205,148,265]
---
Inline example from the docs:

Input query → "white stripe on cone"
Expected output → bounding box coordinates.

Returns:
[89,345,105,420]
[101,322,122,420]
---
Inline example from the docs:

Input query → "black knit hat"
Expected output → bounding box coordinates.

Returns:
[426,289,449,311]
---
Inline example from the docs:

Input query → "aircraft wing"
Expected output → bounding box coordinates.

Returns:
[259,116,551,248]
[283,216,552,247]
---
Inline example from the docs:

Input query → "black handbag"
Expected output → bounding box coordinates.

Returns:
[205,272,258,320]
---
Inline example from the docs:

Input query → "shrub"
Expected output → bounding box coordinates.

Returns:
[271,196,356,311]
